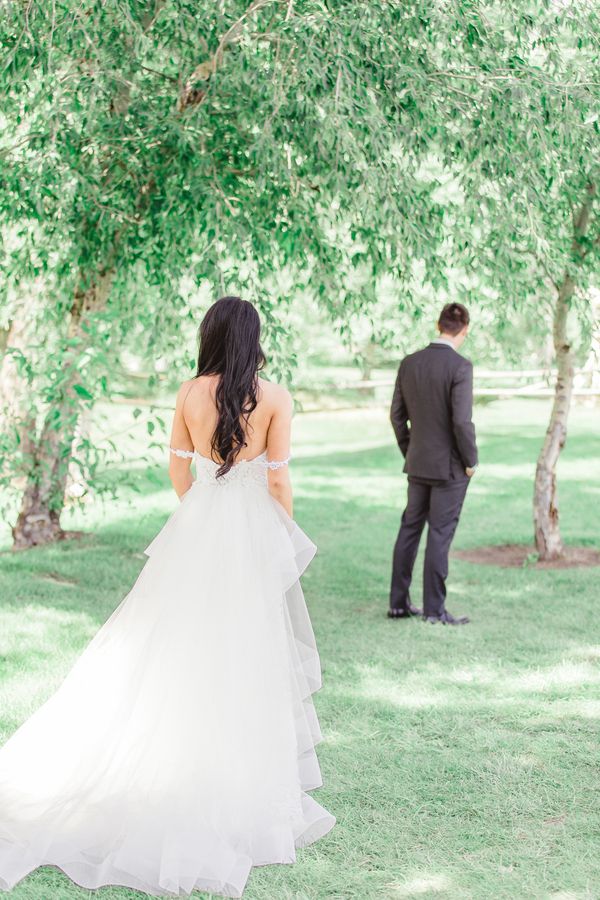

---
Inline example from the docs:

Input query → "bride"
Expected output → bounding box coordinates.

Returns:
[0,296,335,898]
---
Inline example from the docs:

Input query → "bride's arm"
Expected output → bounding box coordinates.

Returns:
[266,387,293,517]
[169,381,195,498]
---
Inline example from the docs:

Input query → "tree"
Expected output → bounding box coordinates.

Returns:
[438,2,600,559]
[0,0,479,545]
[293,1,600,559]
[1,1,598,558]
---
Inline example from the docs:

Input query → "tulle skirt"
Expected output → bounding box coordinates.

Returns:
[0,476,335,897]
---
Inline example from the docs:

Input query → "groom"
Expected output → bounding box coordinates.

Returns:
[388,302,478,625]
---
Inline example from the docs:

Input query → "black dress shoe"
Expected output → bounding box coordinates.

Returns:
[387,603,423,619]
[424,610,470,625]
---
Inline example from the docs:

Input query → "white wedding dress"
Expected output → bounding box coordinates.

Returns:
[0,450,335,897]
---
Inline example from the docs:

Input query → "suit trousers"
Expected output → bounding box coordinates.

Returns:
[390,475,469,617]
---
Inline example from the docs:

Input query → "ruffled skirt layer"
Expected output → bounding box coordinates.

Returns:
[0,480,334,896]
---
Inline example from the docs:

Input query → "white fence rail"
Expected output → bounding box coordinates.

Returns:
[329,368,600,398]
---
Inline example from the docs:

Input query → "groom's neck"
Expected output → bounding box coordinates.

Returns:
[437,330,466,350]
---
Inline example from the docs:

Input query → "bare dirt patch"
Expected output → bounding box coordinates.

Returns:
[453,544,600,569]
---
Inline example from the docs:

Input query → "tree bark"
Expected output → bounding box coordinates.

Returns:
[533,185,596,560]
[0,323,11,355]
[358,342,377,397]
[533,274,575,559]
[0,304,40,482]
[12,271,113,548]
[0,314,32,428]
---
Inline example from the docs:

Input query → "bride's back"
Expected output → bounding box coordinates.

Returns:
[181,374,282,463]
[169,297,293,511]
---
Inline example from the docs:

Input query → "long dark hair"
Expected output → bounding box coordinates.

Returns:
[196,296,266,477]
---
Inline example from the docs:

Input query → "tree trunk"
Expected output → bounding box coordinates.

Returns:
[533,275,575,559]
[0,315,30,427]
[0,305,40,479]
[12,271,113,548]
[533,185,596,560]
[0,323,11,355]
[358,340,377,397]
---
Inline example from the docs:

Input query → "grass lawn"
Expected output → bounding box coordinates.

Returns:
[1,399,599,900]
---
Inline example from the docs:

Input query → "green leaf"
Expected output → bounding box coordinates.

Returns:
[73,384,93,400]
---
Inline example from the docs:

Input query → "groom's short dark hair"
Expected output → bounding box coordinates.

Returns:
[438,302,470,335]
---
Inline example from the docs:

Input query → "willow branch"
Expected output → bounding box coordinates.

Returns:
[178,0,277,111]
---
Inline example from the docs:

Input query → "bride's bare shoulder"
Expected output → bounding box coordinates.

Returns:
[174,377,195,403]
[174,377,208,414]
[258,378,292,411]
[175,375,217,401]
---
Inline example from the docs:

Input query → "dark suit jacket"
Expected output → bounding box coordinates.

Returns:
[390,342,478,481]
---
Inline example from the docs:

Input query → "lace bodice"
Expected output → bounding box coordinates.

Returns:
[170,448,290,488]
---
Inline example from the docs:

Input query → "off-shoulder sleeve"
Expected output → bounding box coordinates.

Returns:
[264,457,290,470]
[169,447,195,459]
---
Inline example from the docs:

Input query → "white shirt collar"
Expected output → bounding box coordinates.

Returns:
[431,337,457,352]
